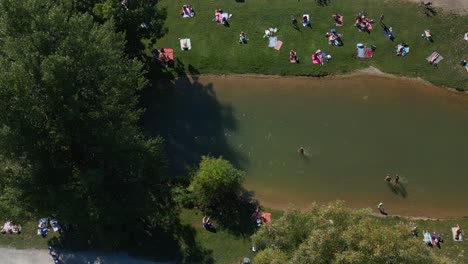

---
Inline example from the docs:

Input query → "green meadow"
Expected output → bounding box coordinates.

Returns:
[154,0,468,90]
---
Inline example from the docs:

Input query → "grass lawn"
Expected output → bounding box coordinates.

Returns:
[0,221,59,249]
[0,210,466,263]
[153,0,468,90]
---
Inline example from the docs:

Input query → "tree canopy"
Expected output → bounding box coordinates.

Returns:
[76,0,167,58]
[189,156,245,212]
[0,0,172,247]
[252,202,451,264]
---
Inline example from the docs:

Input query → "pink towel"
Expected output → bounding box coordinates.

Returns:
[274,41,283,51]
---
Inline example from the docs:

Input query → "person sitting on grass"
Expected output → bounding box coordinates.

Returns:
[455,224,462,240]
[239,32,248,44]
[464,33,468,42]
[290,50,298,63]
[302,15,310,27]
[332,14,343,26]
[422,30,433,42]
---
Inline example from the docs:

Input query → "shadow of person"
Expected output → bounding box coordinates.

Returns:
[205,225,217,233]
[395,183,407,198]
[386,181,398,194]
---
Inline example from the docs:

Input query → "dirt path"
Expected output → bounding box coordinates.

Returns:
[402,0,468,14]
[0,248,170,264]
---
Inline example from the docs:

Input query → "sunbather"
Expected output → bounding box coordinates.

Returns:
[465,33,468,42]
[302,15,310,27]
[290,50,298,63]
[455,225,462,240]
[332,14,343,26]
[239,32,248,44]
[422,30,433,42]
[325,30,343,46]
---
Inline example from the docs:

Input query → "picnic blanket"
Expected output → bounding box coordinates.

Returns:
[423,231,433,245]
[357,44,373,58]
[161,48,174,60]
[180,38,191,51]
[426,51,443,65]
[452,227,464,241]
[268,36,277,48]
[274,40,283,51]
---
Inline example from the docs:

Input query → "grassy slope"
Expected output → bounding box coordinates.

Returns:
[154,0,468,89]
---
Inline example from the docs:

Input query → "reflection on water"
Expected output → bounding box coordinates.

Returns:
[151,74,468,218]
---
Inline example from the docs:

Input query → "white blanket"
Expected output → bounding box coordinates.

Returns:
[180,38,191,51]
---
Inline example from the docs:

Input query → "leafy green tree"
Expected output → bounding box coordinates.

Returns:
[189,156,245,213]
[76,0,167,58]
[0,0,172,247]
[252,202,451,263]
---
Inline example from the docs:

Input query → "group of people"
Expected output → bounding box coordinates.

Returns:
[355,13,373,32]
[1,220,21,234]
[37,218,62,236]
[385,174,400,186]
[180,5,195,18]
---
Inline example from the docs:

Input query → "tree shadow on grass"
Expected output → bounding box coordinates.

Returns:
[47,217,215,263]
[207,189,259,238]
[140,60,247,178]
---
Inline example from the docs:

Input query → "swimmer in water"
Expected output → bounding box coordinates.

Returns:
[385,174,391,182]
[394,175,400,186]
[298,147,305,155]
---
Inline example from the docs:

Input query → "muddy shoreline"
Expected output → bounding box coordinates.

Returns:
[180,66,468,95]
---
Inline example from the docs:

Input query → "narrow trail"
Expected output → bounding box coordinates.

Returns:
[0,248,170,264]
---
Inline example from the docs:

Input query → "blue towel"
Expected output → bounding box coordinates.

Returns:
[357,47,365,58]
[268,36,277,48]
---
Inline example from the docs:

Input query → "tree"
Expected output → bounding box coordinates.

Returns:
[0,0,173,248]
[76,0,167,58]
[189,156,245,213]
[252,202,451,264]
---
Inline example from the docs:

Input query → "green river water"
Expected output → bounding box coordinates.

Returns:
[147,74,468,218]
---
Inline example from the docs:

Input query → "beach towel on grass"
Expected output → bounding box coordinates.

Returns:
[274,40,283,51]
[268,36,277,48]
[423,231,433,244]
[426,51,443,65]
[357,44,373,58]
[452,227,464,241]
[180,38,191,51]
[162,48,174,60]
[383,27,395,41]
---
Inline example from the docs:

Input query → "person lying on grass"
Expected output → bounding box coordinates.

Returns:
[290,49,298,63]
[239,31,248,44]
[332,14,343,26]
[325,29,343,46]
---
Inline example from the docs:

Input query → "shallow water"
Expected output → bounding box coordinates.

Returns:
[149,74,468,218]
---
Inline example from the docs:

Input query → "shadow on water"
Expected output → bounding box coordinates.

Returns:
[386,182,407,198]
[140,60,247,177]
